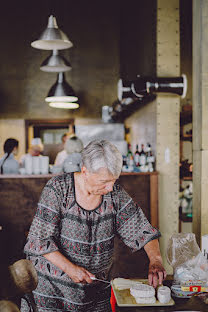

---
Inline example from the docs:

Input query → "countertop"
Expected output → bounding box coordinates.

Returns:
[0,171,158,179]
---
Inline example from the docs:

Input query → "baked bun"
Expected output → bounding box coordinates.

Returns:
[113,278,142,290]
[134,296,156,304]
[130,283,155,298]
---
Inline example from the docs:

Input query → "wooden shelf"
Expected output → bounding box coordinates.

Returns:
[120,171,158,176]
[180,134,192,142]
[181,176,192,181]
[179,213,192,222]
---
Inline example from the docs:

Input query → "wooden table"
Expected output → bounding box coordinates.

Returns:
[115,279,207,311]
[115,296,207,311]
[113,278,208,311]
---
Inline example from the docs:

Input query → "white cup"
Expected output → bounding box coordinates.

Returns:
[40,156,49,174]
[19,167,26,175]
[25,156,33,175]
[32,156,40,175]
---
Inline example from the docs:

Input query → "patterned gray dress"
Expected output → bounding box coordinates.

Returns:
[21,173,160,312]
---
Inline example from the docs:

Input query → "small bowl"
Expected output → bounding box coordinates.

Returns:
[171,284,196,298]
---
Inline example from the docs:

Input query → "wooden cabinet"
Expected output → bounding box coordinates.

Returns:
[0,172,158,278]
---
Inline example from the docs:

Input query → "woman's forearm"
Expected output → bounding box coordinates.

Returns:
[144,239,162,263]
[43,250,76,276]
[43,251,95,283]
[144,239,166,287]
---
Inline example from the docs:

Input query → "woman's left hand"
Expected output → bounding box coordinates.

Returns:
[148,260,167,288]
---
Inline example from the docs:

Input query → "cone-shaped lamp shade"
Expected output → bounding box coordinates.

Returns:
[40,50,72,72]
[31,15,73,50]
[49,102,79,109]
[45,73,78,103]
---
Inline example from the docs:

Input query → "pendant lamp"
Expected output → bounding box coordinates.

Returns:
[40,50,72,72]
[49,102,79,109]
[31,15,73,50]
[45,72,78,103]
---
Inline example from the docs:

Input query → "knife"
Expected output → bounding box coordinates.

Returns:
[90,276,111,284]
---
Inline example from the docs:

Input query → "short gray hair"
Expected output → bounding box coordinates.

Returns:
[81,140,122,177]
[64,136,83,154]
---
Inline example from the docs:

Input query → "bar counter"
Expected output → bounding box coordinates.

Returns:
[0,172,158,279]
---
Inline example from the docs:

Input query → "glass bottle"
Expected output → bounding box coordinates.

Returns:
[146,143,155,172]
[126,143,133,167]
[140,144,146,166]
[134,144,140,167]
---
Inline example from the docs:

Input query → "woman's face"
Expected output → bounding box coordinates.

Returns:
[82,167,117,195]
[13,146,18,156]
[30,147,41,156]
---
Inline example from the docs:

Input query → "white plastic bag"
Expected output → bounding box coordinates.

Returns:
[166,233,208,283]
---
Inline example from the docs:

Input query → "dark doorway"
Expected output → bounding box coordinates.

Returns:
[25,119,74,164]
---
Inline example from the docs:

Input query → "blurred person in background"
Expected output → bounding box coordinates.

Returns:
[0,138,19,174]
[54,133,68,166]
[54,125,76,166]
[62,136,83,173]
[19,138,43,168]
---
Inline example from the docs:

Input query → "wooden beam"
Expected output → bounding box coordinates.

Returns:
[156,0,180,273]
[193,0,208,244]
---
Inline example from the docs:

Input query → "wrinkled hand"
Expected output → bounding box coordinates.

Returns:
[148,260,167,288]
[68,264,95,284]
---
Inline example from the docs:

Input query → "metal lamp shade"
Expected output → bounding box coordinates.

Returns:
[45,73,78,103]
[40,50,72,72]
[31,15,73,50]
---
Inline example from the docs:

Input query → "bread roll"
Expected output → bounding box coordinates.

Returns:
[130,283,155,298]
[134,296,156,304]
[113,278,142,290]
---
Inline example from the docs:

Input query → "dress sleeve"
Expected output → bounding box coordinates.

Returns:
[24,177,63,256]
[113,184,161,252]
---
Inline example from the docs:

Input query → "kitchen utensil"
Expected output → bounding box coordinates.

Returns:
[90,277,111,284]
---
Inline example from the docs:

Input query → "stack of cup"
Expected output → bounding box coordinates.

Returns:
[25,157,33,175]
[32,157,40,175]
[25,156,49,175]
[40,156,49,174]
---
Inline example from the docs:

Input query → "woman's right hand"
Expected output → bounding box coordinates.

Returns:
[68,264,95,284]
[43,251,95,284]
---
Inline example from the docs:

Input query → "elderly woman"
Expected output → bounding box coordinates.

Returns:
[21,140,166,312]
